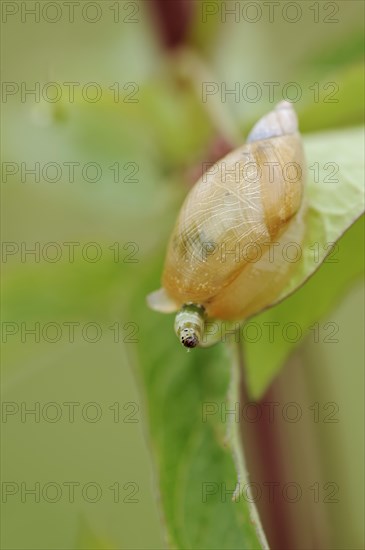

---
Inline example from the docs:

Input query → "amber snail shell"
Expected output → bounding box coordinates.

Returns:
[147,101,306,348]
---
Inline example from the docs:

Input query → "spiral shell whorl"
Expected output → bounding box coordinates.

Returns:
[247,101,298,142]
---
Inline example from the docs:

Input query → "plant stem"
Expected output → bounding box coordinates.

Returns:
[172,47,243,148]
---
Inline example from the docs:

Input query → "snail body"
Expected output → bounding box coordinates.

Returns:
[148,102,306,347]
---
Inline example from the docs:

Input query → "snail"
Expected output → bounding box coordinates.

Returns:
[147,101,306,348]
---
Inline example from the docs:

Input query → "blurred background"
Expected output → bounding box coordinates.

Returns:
[1,1,364,549]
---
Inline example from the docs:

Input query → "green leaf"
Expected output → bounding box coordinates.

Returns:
[131,271,265,549]
[131,126,364,545]
[245,215,364,398]
[243,127,365,397]
[278,127,364,301]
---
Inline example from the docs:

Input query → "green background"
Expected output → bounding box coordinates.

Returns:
[1,1,364,549]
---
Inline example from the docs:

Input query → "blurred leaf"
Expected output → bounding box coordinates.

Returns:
[238,63,364,136]
[138,75,215,169]
[298,62,364,132]
[243,127,364,397]
[76,516,117,549]
[206,3,364,133]
[188,1,223,54]
[301,28,363,70]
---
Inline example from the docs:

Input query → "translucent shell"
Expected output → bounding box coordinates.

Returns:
[148,101,306,322]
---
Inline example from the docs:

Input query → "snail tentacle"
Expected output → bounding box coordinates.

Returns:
[174,304,205,349]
